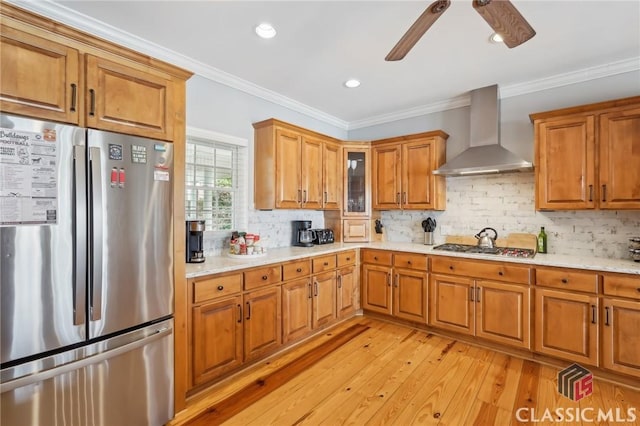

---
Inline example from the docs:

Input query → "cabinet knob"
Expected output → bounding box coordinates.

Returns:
[637,288,640,293]
[374,256,378,260]
[407,261,412,265]
[262,275,268,280]
[561,278,568,284]
[346,257,351,261]
[498,271,504,276]
[449,265,454,270]
[324,262,329,266]
[296,268,302,273]
[217,285,224,291]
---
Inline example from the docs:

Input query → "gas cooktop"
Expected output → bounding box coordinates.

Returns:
[433,243,536,258]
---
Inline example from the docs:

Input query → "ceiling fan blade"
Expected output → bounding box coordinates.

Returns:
[473,0,536,48]
[385,0,451,61]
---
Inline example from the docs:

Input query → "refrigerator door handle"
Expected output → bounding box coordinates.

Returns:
[0,327,172,393]
[89,147,103,321]
[73,146,87,326]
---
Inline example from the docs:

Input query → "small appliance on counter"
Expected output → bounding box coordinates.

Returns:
[630,237,640,262]
[186,220,206,263]
[312,229,335,245]
[292,220,315,247]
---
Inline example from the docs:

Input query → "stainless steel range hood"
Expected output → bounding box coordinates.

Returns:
[433,85,533,176]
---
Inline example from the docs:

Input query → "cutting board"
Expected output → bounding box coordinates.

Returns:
[445,233,537,251]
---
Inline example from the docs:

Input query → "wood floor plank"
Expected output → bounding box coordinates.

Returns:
[435,349,495,426]
[185,323,369,426]
[303,332,444,425]
[389,345,486,425]
[363,339,470,426]
[173,318,640,426]
[226,322,411,425]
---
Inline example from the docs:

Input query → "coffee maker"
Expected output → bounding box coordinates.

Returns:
[292,220,315,247]
[186,220,205,263]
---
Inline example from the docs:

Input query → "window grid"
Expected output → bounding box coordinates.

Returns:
[185,139,238,231]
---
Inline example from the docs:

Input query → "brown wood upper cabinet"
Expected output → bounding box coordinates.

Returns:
[371,131,448,210]
[531,96,640,210]
[0,11,188,142]
[253,119,342,210]
[0,26,80,124]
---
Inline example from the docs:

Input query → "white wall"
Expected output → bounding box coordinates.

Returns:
[190,70,640,259]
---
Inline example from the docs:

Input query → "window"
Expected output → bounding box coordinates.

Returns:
[185,129,247,232]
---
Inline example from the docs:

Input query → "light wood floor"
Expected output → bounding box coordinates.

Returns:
[170,317,640,426]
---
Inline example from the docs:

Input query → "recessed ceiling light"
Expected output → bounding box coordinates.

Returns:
[489,32,504,43]
[344,79,361,88]
[255,23,276,39]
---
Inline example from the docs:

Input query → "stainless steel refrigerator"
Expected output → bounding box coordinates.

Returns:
[0,113,174,425]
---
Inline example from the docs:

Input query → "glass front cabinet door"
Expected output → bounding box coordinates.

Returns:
[343,146,370,217]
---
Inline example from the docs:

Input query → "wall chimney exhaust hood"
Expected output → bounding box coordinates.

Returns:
[433,84,533,176]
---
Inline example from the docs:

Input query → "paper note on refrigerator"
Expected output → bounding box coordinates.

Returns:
[0,128,58,225]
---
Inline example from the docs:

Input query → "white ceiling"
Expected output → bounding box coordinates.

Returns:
[16,1,640,128]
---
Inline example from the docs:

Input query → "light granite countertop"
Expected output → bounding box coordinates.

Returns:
[185,242,640,278]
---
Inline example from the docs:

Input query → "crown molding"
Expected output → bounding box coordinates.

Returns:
[10,1,639,133]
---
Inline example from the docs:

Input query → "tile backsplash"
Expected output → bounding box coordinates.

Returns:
[203,209,325,256]
[379,172,640,260]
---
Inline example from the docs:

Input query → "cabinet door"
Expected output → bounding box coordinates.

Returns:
[337,266,357,318]
[322,141,341,210]
[85,55,174,141]
[343,147,370,217]
[342,219,370,243]
[0,26,79,124]
[393,268,428,324]
[598,106,640,209]
[476,280,531,349]
[402,139,435,210]
[301,136,323,209]
[534,288,598,366]
[429,274,473,335]
[312,271,337,328]
[361,264,392,315]
[192,295,243,385]
[372,144,401,209]
[274,128,302,208]
[535,115,596,210]
[243,286,282,362]
[602,298,640,378]
[281,278,312,343]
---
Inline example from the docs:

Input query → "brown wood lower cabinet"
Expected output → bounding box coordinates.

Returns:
[429,274,531,349]
[312,271,337,328]
[192,295,243,386]
[534,288,599,366]
[282,278,312,344]
[243,286,282,362]
[602,297,640,378]
[337,266,357,318]
[361,250,428,324]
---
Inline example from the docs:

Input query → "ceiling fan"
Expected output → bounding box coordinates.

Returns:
[386,0,536,61]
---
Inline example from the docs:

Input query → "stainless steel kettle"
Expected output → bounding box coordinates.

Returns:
[475,227,498,248]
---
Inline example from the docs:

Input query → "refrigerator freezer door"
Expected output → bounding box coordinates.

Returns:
[1,319,174,426]
[0,114,86,364]
[87,130,173,338]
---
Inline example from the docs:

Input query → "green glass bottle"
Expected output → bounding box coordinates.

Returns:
[537,226,547,253]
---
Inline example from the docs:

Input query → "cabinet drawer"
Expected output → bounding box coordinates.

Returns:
[535,267,598,294]
[313,255,337,273]
[361,250,393,266]
[603,273,640,300]
[244,265,282,290]
[282,259,311,281]
[393,252,428,270]
[337,250,357,267]
[431,257,531,284]
[193,273,242,304]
